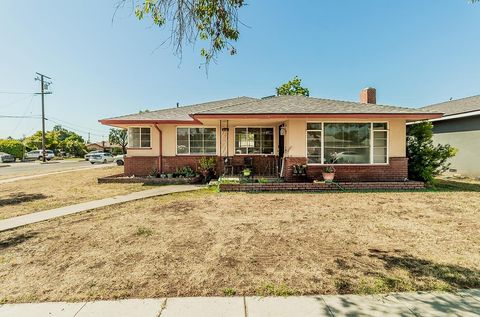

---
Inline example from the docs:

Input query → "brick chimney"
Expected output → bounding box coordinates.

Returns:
[360,87,376,104]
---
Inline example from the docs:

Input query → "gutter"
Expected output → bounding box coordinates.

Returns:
[154,124,162,173]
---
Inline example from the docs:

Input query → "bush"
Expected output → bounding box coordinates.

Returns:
[0,139,24,159]
[407,121,457,184]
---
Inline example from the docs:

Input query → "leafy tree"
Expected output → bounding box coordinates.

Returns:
[276,76,310,97]
[117,0,244,66]
[0,139,24,159]
[407,121,457,184]
[109,128,128,154]
[24,126,87,157]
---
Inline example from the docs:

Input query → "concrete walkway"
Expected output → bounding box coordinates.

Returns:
[0,290,479,316]
[0,185,202,232]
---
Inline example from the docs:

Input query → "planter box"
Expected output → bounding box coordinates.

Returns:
[219,181,426,192]
[98,174,202,185]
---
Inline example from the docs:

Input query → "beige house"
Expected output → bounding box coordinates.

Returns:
[100,88,441,181]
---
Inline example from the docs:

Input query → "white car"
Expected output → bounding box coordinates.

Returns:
[84,150,103,161]
[114,154,125,166]
[89,152,115,164]
[25,150,54,161]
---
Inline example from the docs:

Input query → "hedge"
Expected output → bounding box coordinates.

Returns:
[0,139,24,159]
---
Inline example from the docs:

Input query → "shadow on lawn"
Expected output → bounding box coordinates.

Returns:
[0,232,38,250]
[0,192,48,207]
[433,179,480,192]
[369,249,480,290]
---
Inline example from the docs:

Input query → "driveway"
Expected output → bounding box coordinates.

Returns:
[0,160,114,181]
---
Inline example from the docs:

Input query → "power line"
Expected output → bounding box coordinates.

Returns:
[47,116,106,135]
[0,91,37,95]
[45,117,105,137]
[0,94,36,109]
[0,115,41,118]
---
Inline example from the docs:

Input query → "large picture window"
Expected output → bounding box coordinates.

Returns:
[176,127,216,155]
[306,122,388,164]
[128,127,151,148]
[324,123,371,164]
[235,127,274,155]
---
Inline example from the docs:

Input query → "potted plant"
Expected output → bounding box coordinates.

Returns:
[242,168,251,177]
[322,165,335,182]
[322,152,339,182]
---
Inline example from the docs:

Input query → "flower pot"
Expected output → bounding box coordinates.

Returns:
[322,172,335,182]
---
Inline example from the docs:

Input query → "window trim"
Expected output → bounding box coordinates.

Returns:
[127,126,152,149]
[234,126,276,156]
[305,121,389,165]
[175,126,218,156]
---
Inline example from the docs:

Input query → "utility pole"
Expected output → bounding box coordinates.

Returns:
[34,73,52,162]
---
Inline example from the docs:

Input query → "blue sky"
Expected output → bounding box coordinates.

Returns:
[1,0,479,141]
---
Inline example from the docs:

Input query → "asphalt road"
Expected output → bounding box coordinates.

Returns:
[0,160,114,179]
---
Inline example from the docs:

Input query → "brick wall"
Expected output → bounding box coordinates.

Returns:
[124,156,159,176]
[284,157,408,182]
[161,156,222,175]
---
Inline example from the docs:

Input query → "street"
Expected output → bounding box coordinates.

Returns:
[0,160,115,181]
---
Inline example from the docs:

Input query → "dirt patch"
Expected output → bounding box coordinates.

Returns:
[0,189,479,302]
[0,167,145,220]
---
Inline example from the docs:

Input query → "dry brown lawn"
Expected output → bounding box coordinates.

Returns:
[0,166,145,220]
[0,185,479,303]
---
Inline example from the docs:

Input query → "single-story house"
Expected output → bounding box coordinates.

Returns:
[86,141,121,152]
[99,88,441,182]
[421,95,480,177]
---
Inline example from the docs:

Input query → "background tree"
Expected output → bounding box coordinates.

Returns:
[407,121,457,184]
[117,0,244,66]
[0,139,24,159]
[109,128,128,154]
[276,76,310,97]
[24,125,86,157]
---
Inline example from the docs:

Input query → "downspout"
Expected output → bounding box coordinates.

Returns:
[154,124,162,173]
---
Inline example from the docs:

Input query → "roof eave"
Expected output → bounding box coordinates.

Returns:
[192,113,444,120]
[98,118,204,128]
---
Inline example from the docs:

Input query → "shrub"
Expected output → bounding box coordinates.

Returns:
[407,121,457,184]
[0,139,24,159]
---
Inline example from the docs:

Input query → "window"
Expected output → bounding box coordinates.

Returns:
[306,123,322,164]
[128,127,151,148]
[235,127,274,155]
[373,123,388,163]
[306,122,389,164]
[324,123,371,164]
[176,127,216,155]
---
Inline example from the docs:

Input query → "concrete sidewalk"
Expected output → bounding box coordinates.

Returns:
[0,185,202,232]
[0,290,479,317]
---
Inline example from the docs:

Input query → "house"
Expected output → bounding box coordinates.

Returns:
[99,88,441,182]
[86,141,121,153]
[421,95,480,177]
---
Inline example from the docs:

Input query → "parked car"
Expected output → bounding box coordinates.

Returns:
[89,152,115,164]
[84,150,103,161]
[0,152,15,163]
[114,154,125,166]
[25,150,54,161]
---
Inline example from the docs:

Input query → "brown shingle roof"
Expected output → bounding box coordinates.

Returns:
[196,95,433,115]
[422,95,480,117]
[100,95,442,124]
[101,97,257,122]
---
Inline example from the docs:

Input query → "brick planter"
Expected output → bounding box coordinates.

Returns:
[98,174,202,185]
[219,181,425,192]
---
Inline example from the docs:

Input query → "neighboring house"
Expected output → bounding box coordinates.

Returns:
[421,95,480,177]
[99,88,441,182]
[86,141,121,152]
